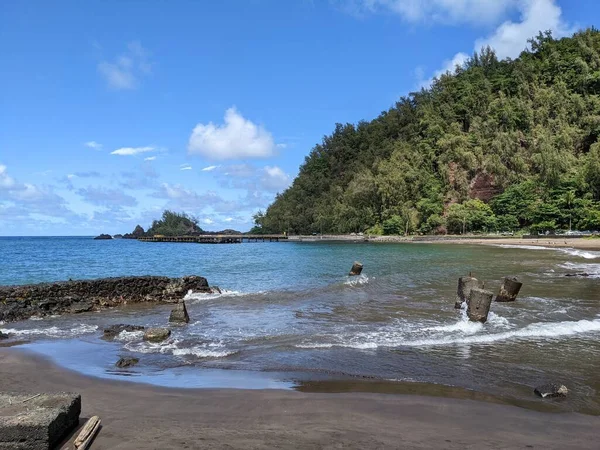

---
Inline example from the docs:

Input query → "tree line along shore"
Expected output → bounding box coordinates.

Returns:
[250,29,600,238]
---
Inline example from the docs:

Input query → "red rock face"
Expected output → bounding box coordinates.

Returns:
[468,172,501,202]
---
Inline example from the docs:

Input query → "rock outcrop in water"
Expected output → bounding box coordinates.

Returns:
[144,327,171,342]
[534,383,568,398]
[116,357,139,368]
[0,275,211,323]
[103,324,145,339]
[169,301,190,324]
[93,234,113,240]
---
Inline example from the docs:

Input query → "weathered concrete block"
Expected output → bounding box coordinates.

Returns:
[495,276,523,302]
[169,301,190,324]
[467,288,494,323]
[455,276,483,308]
[349,262,363,276]
[0,392,81,450]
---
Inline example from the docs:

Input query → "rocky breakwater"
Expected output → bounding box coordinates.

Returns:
[0,275,211,323]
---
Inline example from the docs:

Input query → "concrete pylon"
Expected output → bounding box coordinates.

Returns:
[455,275,483,308]
[349,262,363,276]
[467,288,494,323]
[495,276,523,302]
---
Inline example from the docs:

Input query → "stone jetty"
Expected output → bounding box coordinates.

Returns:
[0,275,211,323]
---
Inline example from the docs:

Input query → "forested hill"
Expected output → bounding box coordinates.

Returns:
[255,29,600,236]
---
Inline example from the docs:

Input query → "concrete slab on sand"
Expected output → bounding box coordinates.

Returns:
[0,392,81,450]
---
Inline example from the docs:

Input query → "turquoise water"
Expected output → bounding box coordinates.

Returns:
[1,237,600,413]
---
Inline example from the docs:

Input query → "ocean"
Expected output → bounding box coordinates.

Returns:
[1,236,599,413]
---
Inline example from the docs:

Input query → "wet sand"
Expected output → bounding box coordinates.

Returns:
[417,237,600,250]
[2,349,599,449]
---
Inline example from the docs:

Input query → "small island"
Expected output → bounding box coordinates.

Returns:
[93,234,113,240]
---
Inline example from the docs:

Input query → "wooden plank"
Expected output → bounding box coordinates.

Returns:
[74,416,101,449]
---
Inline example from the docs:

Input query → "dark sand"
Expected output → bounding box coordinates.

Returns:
[2,350,600,449]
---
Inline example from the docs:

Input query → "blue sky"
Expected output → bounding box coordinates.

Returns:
[0,0,597,235]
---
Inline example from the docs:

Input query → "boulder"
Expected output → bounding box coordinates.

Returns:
[115,356,139,368]
[210,286,222,294]
[143,327,171,343]
[0,331,8,340]
[169,301,190,324]
[103,324,145,339]
[349,262,363,276]
[534,383,568,398]
[93,234,113,240]
[467,288,494,323]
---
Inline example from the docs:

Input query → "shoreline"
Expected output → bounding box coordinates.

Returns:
[290,234,600,250]
[2,349,600,449]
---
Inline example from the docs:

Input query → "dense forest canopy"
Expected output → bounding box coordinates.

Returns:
[254,29,600,235]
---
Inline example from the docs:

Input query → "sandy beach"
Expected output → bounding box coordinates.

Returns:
[1,349,599,450]
[414,236,600,250]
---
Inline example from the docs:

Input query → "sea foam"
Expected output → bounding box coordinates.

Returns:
[0,324,98,338]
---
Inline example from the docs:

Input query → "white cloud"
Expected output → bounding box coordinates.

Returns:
[77,186,138,207]
[261,166,292,192]
[418,52,469,88]
[0,165,16,189]
[180,164,193,171]
[203,218,214,225]
[224,217,234,222]
[97,41,152,90]
[474,0,571,60]
[188,107,277,160]
[0,165,75,220]
[351,0,517,25]
[418,0,571,86]
[85,141,103,150]
[201,165,219,172]
[111,146,155,156]
[144,156,156,161]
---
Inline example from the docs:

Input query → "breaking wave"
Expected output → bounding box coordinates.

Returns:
[296,316,600,350]
[124,338,236,359]
[560,262,600,278]
[344,274,369,286]
[558,248,600,260]
[0,324,98,338]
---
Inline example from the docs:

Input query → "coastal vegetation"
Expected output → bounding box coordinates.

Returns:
[125,210,204,238]
[254,29,600,235]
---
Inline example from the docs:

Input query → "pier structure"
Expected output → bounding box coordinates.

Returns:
[137,234,287,244]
